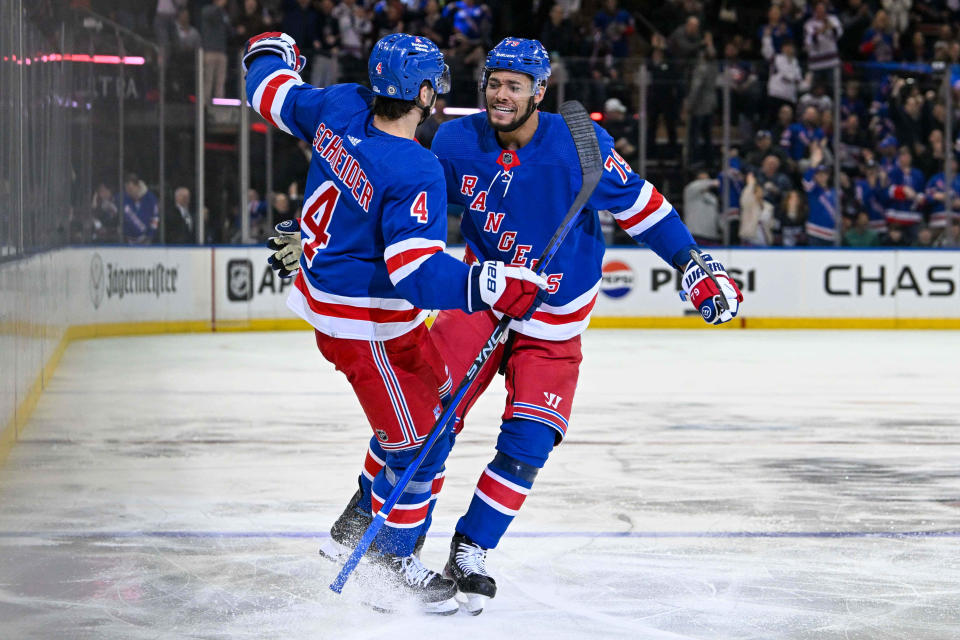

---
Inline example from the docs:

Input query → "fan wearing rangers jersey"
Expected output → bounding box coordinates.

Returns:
[324,37,744,615]
[244,32,546,614]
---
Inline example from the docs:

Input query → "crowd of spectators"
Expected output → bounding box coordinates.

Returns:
[77,0,960,248]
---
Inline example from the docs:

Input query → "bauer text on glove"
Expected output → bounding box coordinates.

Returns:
[468,261,549,320]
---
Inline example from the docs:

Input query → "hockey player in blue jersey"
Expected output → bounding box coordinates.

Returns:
[244,31,547,614]
[325,37,744,614]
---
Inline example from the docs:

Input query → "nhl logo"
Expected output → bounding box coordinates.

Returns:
[376,62,382,74]
[376,429,389,442]
[387,85,397,95]
[89,253,105,309]
[502,152,513,165]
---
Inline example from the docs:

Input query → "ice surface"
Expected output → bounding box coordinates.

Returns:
[1,330,959,639]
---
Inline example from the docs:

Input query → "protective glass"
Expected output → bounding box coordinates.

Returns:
[434,64,451,94]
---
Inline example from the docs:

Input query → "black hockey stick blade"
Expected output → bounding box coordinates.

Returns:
[531,101,604,277]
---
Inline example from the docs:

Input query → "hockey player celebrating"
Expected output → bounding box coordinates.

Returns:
[323,37,744,615]
[244,32,547,614]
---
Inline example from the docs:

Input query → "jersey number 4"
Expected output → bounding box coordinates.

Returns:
[410,191,428,224]
[302,181,341,265]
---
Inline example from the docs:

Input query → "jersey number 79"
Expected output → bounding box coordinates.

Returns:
[302,181,341,265]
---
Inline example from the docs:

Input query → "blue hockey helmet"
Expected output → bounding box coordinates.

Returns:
[481,38,551,94]
[368,33,450,100]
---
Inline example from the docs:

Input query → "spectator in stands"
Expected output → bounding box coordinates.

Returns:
[165,186,194,244]
[844,211,881,246]
[723,38,761,139]
[154,0,186,55]
[122,173,159,244]
[644,35,680,160]
[446,0,491,48]
[889,77,926,153]
[756,153,792,210]
[668,15,708,94]
[772,103,795,143]
[739,172,776,245]
[418,0,453,51]
[855,159,890,235]
[765,39,807,126]
[804,1,843,83]
[781,105,826,162]
[841,80,868,122]
[798,81,832,115]
[839,114,866,173]
[802,143,838,245]
[540,3,578,57]
[905,30,931,64]
[915,128,945,179]
[923,154,960,230]
[914,224,935,247]
[601,97,638,167]
[234,0,270,49]
[717,155,744,243]
[745,129,788,171]
[282,0,320,64]
[312,0,341,88]
[686,30,717,169]
[877,134,899,172]
[682,171,721,245]
[758,4,793,57]
[884,223,910,246]
[860,10,895,64]
[838,0,872,59]
[886,146,926,239]
[936,219,960,247]
[334,0,373,83]
[271,192,294,224]
[883,0,911,37]
[593,0,634,59]
[90,183,120,243]
[778,189,807,246]
[200,0,231,101]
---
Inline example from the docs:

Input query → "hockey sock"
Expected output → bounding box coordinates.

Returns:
[357,437,386,514]
[456,420,555,549]
[370,431,451,556]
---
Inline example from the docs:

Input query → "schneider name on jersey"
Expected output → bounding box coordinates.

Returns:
[246,56,473,340]
[431,112,695,340]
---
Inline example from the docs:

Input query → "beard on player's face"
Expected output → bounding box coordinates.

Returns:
[485,71,540,132]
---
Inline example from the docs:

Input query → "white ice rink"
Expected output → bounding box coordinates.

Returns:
[1,329,959,639]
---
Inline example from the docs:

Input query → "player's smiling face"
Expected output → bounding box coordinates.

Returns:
[485,70,539,129]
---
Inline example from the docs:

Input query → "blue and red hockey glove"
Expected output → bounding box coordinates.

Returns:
[680,252,743,325]
[242,32,306,75]
[469,261,549,321]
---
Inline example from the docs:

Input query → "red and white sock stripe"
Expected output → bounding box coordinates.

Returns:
[361,445,386,483]
[474,466,529,516]
[430,470,445,501]
[371,490,431,529]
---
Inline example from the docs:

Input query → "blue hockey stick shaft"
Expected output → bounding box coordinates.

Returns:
[330,316,511,593]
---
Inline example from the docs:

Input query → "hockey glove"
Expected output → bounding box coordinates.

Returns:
[242,32,306,75]
[266,219,302,278]
[469,261,549,321]
[680,252,743,325]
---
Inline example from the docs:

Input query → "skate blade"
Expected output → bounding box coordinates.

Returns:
[455,591,488,616]
[317,538,351,562]
[362,596,459,616]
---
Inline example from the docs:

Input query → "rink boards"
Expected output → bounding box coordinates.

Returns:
[3,245,960,462]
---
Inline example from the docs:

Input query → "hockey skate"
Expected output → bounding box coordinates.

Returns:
[444,532,497,615]
[366,553,459,615]
[318,488,425,561]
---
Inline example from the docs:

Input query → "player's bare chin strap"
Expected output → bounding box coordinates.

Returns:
[415,92,437,126]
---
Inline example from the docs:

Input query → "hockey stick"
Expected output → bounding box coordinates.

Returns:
[683,249,730,314]
[330,101,603,593]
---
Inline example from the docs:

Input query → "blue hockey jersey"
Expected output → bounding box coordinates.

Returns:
[432,112,694,340]
[246,56,472,340]
[802,168,838,241]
